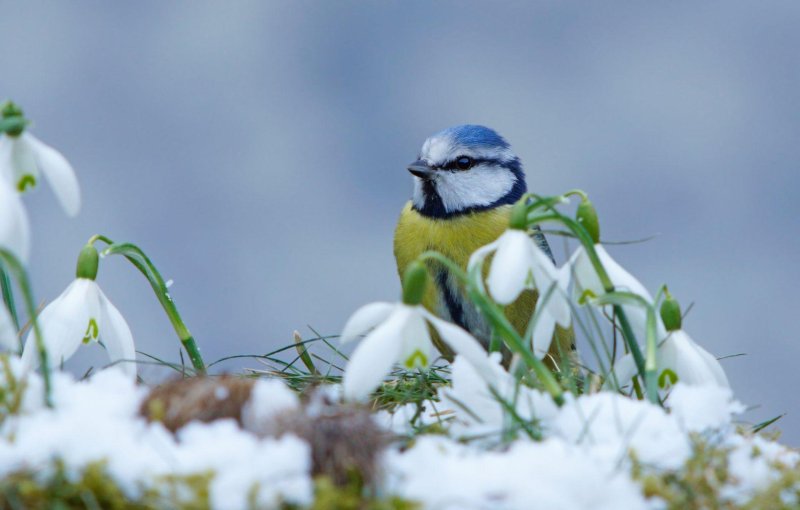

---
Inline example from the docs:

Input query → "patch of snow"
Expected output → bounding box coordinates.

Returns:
[241,378,300,435]
[667,384,745,432]
[386,435,650,510]
[0,364,312,508]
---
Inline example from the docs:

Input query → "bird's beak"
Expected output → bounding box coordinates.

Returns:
[407,160,435,179]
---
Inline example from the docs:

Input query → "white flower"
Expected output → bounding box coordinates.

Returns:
[613,329,729,388]
[469,229,571,357]
[340,302,494,401]
[0,180,31,263]
[441,354,560,441]
[21,278,136,379]
[0,132,81,216]
[569,243,666,341]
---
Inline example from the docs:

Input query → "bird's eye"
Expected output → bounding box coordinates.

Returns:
[455,156,473,170]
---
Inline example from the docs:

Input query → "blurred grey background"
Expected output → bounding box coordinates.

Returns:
[1,2,798,443]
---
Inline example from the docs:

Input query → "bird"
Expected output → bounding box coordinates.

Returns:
[393,124,575,368]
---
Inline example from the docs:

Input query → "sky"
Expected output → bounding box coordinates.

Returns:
[1,1,799,443]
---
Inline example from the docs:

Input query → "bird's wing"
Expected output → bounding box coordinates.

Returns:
[529,225,556,264]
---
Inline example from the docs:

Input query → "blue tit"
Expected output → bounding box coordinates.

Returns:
[394,125,575,367]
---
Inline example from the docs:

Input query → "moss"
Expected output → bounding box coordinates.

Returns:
[0,460,144,509]
[632,434,800,510]
[0,355,26,427]
[741,458,800,510]
[633,437,734,510]
[0,461,213,510]
[310,477,419,510]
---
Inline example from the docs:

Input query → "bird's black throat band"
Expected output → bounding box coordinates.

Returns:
[412,159,527,219]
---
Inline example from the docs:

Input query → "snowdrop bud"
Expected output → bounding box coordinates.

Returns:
[660,293,682,332]
[402,261,428,306]
[576,197,600,244]
[509,199,529,230]
[75,244,99,280]
[1,101,26,137]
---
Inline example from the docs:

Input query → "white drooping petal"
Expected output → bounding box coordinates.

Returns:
[531,308,556,359]
[21,279,102,372]
[0,182,31,263]
[569,245,603,297]
[422,310,497,384]
[660,330,729,388]
[536,263,572,328]
[0,136,12,184]
[0,302,17,350]
[340,301,395,344]
[570,243,651,298]
[98,288,137,380]
[609,330,730,389]
[694,342,730,387]
[2,134,38,190]
[570,243,665,342]
[398,308,434,369]
[467,238,499,274]
[343,306,408,401]
[594,244,653,300]
[487,230,533,304]
[25,133,81,216]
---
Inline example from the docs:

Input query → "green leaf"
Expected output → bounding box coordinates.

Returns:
[102,242,205,373]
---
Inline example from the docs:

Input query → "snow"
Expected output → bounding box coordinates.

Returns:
[667,384,745,432]
[0,355,796,509]
[386,435,650,510]
[240,377,300,434]
[0,360,312,508]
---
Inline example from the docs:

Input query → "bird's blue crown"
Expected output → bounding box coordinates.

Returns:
[436,124,510,150]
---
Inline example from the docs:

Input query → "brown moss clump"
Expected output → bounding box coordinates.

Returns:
[140,377,392,492]
[139,375,255,432]
[273,390,391,489]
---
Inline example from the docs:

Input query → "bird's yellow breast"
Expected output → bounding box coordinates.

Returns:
[394,201,512,273]
[394,201,518,347]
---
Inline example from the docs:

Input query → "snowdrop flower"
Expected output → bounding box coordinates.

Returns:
[613,330,729,389]
[0,180,31,263]
[569,243,667,341]
[468,226,571,358]
[0,102,80,216]
[341,262,494,401]
[21,245,136,379]
[613,293,728,388]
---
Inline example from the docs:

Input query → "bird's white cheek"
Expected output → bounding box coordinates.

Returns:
[436,167,516,213]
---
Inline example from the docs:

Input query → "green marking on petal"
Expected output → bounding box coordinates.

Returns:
[658,368,678,389]
[82,318,99,344]
[404,349,427,369]
[578,289,597,305]
[17,175,36,192]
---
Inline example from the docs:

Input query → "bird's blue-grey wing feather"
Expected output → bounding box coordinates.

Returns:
[529,225,556,264]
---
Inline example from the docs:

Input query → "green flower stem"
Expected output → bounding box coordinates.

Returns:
[97,239,206,374]
[0,249,52,407]
[591,291,659,404]
[488,329,502,354]
[418,251,565,406]
[563,189,589,202]
[0,268,20,346]
[526,209,647,381]
[644,307,659,403]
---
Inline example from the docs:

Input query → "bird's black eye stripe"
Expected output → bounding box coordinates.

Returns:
[440,156,493,171]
